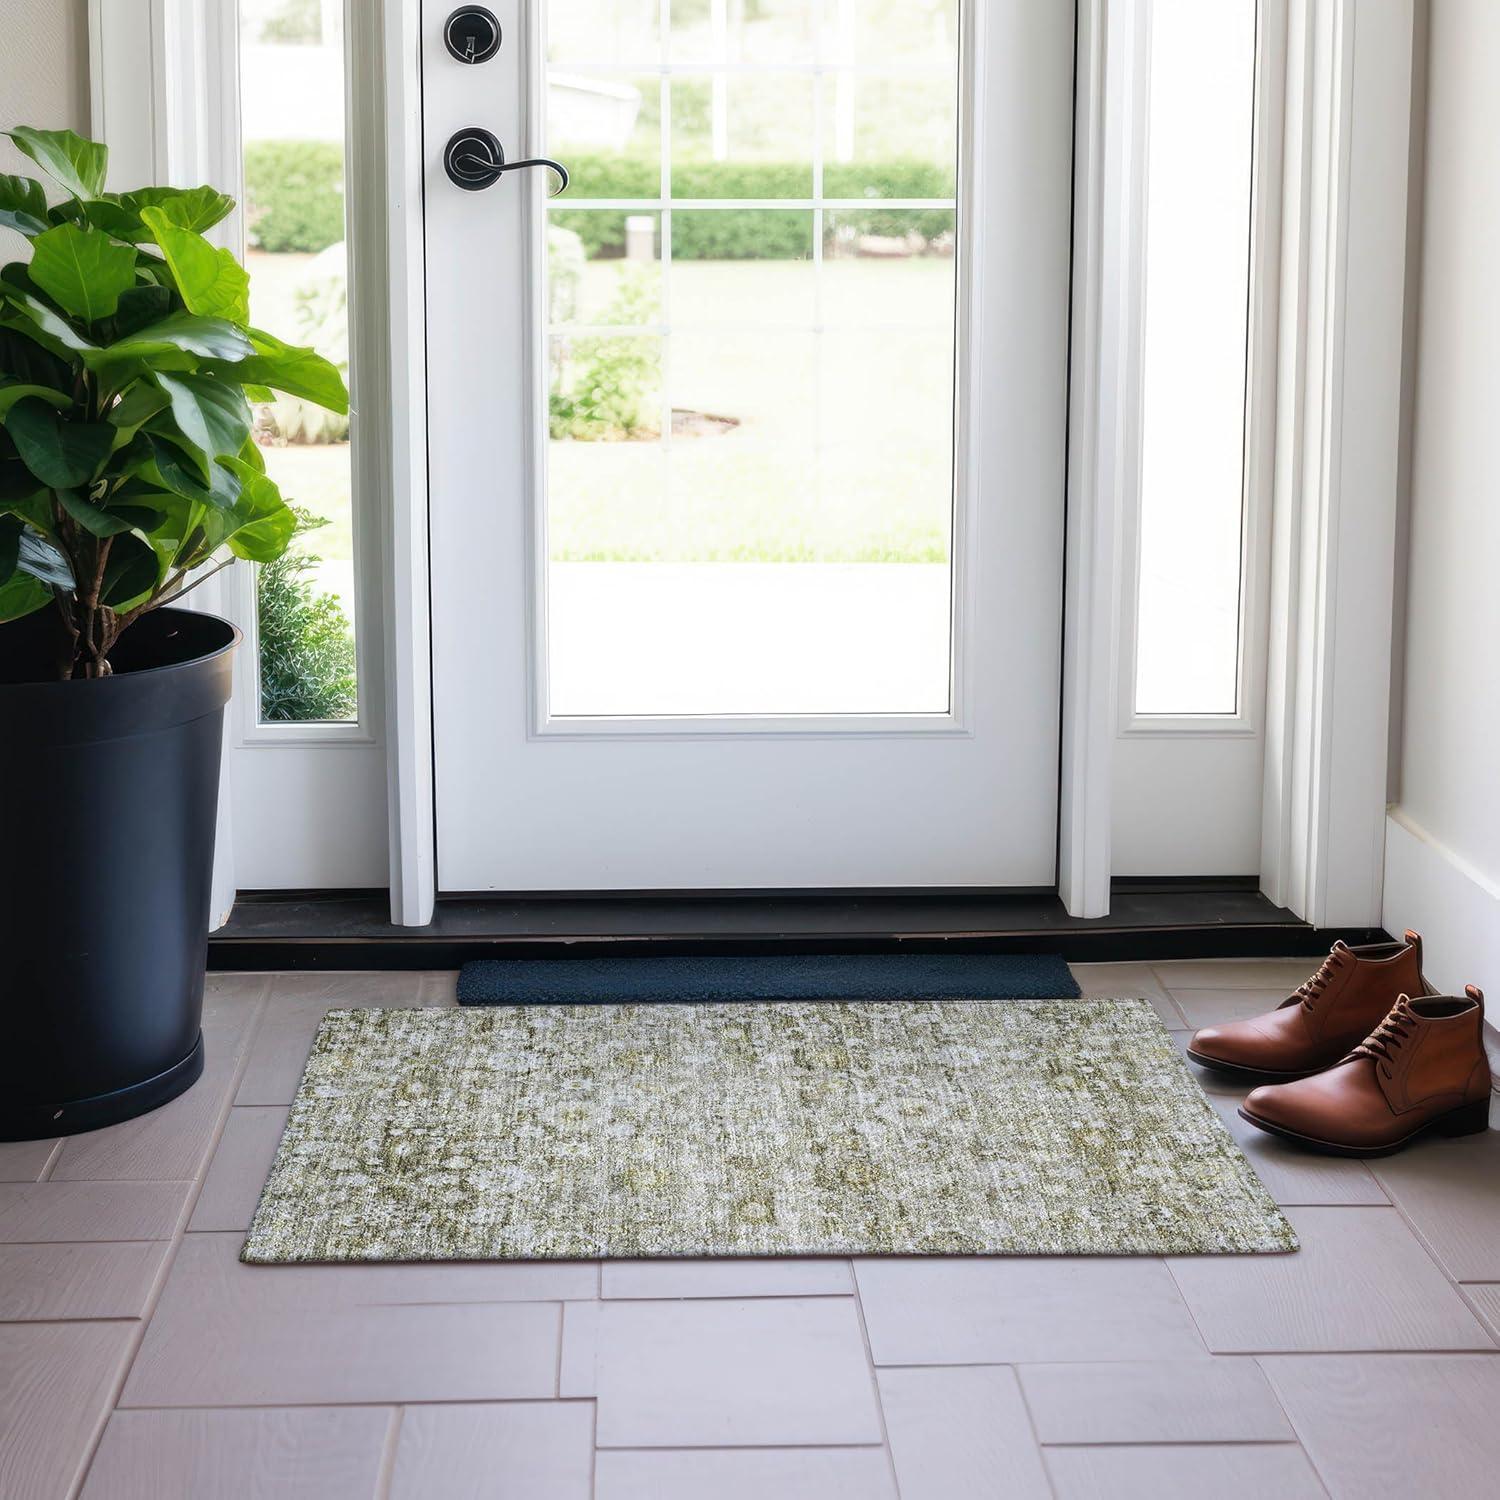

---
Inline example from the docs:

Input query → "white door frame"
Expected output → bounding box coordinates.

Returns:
[1060,0,1417,924]
[90,0,1416,928]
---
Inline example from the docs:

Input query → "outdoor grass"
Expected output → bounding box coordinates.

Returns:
[249,250,958,566]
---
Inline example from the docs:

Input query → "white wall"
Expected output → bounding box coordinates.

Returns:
[0,0,90,258]
[1384,0,1500,998]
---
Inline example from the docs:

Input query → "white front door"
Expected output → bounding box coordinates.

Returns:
[423,0,1073,891]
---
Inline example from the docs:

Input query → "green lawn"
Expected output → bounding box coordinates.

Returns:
[248,251,959,566]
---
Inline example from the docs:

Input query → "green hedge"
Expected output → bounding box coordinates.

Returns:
[553,156,953,260]
[243,142,951,259]
[244,140,346,253]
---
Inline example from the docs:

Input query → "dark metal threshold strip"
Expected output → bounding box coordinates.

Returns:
[209,878,1386,970]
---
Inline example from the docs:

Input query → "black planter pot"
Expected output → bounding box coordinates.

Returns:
[0,607,239,1141]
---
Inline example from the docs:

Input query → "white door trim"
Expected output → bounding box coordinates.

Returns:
[87,0,433,921]
[1259,0,1416,928]
[1059,0,1147,919]
[1066,0,1417,924]
[376,0,436,924]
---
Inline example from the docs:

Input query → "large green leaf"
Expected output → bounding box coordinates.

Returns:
[99,284,173,342]
[92,311,254,366]
[3,127,108,201]
[0,173,48,237]
[154,372,252,464]
[207,327,349,413]
[27,223,138,323]
[142,433,242,509]
[0,322,76,392]
[0,568,49,621]
[138,209,250,325]
[0,289,98,357]
[122,186,235,235]
[6,399,113,488]
[56,487,140,537]
[73,197,142,241]
[0,383,71,421]
[106,383,170,447]
[100,530,162,607]
[219,456,295,562]
[15,526,75,588]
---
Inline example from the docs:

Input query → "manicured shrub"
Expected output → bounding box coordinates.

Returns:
[256,511,357,722]
[244,140,346,253]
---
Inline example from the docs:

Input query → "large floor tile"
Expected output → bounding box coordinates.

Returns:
[602,1258,853,1299]
[1207,1095,1387,1206]
[235,973,436,1106]
[1069,964,1182,1024]
[879,1365,1049,1500]
[1167,988,1298,1027]
[1369,1117,1500,1279]
[80,1407,392,1500]
[1152,958,1314,990]
[596,1448,897,1500]
[0,1323,135,1499]
[0,1137,59,1182]
[593,1297,883,1448]
[1167,1206,1494,1351]
[52,985,264,1182]
[1262,1354,1500,1498]
[854,1257,1203,1364]
[1018,1358,1293,1444]
[120,1233,563,1406]
[189,1106,290,1231]
[0,1240,170,1320]
[0,1180,192,1241]
[388,1402,593,1500]
[1044,1443,1323,1499]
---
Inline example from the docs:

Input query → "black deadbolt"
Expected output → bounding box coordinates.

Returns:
[445,6,502,64]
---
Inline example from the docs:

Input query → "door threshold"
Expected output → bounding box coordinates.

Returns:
[209,881,1386,970]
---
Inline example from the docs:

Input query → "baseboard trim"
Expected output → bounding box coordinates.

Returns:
[1384,808,1500,1079]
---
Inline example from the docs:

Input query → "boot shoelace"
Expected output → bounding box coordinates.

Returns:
[1353,1001,1415,1077]
[1291,950,1345,1011]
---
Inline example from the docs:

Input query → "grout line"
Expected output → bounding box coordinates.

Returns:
[595,1441,896,1454]
[66,985,272,1500]
[1042,1438,1315,1450]
[1006,1362,1061,1499]
[588,1394,599,1494]
[372,1406,404,1500]
[848,1261,903,1498]
[1250,1356,1335,1500]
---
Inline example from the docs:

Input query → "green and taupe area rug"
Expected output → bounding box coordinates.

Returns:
[241,999,1297,1264]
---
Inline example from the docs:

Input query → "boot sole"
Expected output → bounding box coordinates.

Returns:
[1184,1048,1320,1084]
[1237,1098,1491,1158]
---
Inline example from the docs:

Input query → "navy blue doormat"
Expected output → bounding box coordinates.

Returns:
[456,952,1081,1005]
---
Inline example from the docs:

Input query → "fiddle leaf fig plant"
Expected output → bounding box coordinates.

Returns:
[0,126,348,679]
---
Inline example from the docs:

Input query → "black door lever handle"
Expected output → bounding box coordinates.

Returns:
[445,128,569,195]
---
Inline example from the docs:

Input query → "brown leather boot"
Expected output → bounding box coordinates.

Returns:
[1239,989,1492,1156]
[1185,932,1426,1082]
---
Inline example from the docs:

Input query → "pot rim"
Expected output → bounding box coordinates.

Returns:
[0,606,242,698]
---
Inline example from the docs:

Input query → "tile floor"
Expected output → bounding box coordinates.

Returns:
[3,960,1499,1499]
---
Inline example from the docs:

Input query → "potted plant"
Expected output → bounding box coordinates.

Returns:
[0,128,347,1140]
